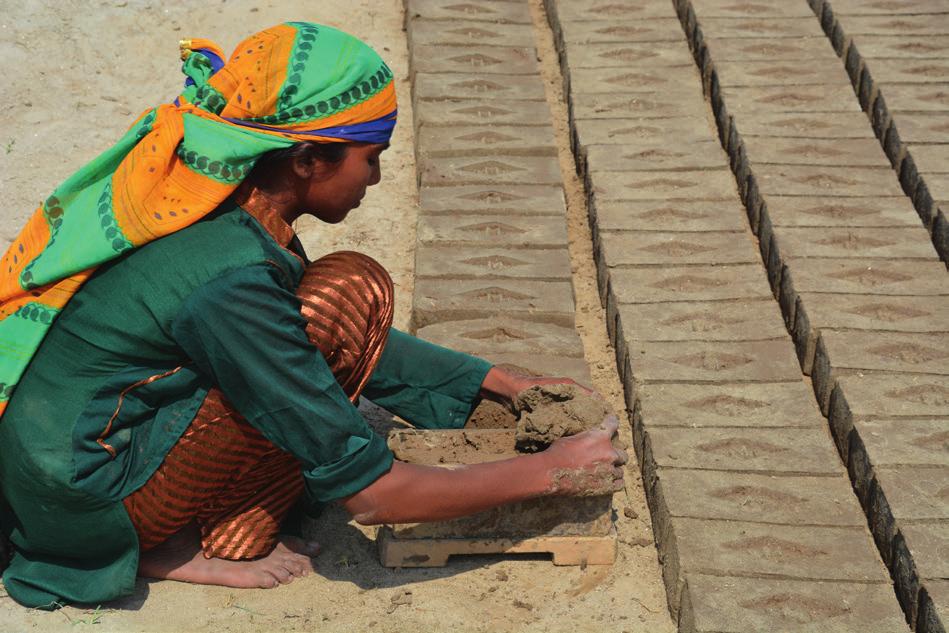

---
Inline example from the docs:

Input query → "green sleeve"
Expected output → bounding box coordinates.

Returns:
[171,265,393,503]
[362,328,493,429]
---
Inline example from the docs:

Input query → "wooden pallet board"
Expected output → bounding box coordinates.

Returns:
[378,526,617,567]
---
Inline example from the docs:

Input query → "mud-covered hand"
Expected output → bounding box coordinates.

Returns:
[479,365,596,413]
[540,415,627,496]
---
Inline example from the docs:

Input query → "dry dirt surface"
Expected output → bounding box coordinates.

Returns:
[0,1,673,631]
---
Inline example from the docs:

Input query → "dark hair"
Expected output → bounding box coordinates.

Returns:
[244,141,348,191]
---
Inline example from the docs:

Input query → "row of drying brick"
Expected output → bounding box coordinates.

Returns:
[402,0,590,383]
[814,0,949,264]
[544,0,907,631]
[676,0,949,631]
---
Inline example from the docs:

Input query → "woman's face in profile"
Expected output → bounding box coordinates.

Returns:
[303,143,388,224]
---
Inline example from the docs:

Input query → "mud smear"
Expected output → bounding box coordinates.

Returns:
[515,384,615,452]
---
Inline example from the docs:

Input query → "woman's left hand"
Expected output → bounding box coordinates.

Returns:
[479,365,597,413]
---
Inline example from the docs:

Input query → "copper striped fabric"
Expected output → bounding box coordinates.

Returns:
[123,251,394,559]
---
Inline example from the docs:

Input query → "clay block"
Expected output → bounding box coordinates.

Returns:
[859,35,949,60]
[592,169,738,201]
[837,14,949,35]
[776,226,936,259]
[618,299,786,341]
[412,45,538,76]
[720,85,863,113]
[414,72,546,102]
[698,16,826,38]
[876,466,949,519]
[570,66,695,95]
[632,340,803,382]
[755,165,906,197]
[608,264,772,303]
[416,316,583,357]
[798,292,949,332]
[929,174,949,201]
[673,518,890,581]
[570,89,709,120]
[783,257,949,294]
[408,18,535,47]
[705,36,835,61]
[741,136,890,167]
[681,574,910,633]
[383,429,612,537]
[646,426,842,474]
[903,524,949,580]
[575,117,713,147]
[715,59,852,87]
[828,0,949,14]
[478,353,593,386]
[415,98,553,128]
[764,195,921,227]
[418,184,564,215]
[819,330,949,375]
[871,59,949,84]
[593,199,748,232]
[413,278,576,328]
[586,140,726,172]
[553,0,675,21]
[637,381,823,428]
[564,41,695,69]
[890,113,949,143]
[856,419,949,468]
[836,372,949,417]
[419,154,562,187]
[417,124,556,157]
[417,214,568,247]
[600,230,756,266]
[658,469,866,525]
[690,0,816,18]
[882,84,949,113]
[415,244,572,280]
[735,111,877,138]
[909,145,949,175]
[558,19,685,44]
[405,0,532,24]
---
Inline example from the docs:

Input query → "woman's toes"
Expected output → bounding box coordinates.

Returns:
[268,564,294,585]
[279,553,311,578]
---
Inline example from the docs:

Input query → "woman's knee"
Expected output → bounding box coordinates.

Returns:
[299,251,393,307]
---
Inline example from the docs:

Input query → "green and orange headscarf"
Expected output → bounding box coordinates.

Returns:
[0,22,397,418]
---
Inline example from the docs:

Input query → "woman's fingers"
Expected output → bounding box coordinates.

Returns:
[614,447,629,466]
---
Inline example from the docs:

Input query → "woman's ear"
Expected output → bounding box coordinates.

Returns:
[290,154,316,180]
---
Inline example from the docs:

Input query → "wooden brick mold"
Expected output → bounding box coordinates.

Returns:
[377,429,616,567]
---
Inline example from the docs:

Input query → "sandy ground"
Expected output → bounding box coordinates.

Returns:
[0,1,674,631]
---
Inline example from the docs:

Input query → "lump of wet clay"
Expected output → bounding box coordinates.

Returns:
[514,384,614,452]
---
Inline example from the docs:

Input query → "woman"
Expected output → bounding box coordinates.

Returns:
[0,22,625,608]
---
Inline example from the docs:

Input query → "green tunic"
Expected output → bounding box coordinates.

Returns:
[0,201,491,608]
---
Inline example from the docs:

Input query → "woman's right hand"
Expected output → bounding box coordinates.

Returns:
[540,415,628,496]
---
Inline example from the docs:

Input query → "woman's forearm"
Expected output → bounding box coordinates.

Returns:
[340,455,553,525]
[340,416,626,525]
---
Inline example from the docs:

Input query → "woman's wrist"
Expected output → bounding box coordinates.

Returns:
[478,366,521,408]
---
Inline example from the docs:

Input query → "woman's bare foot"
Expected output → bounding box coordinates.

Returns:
[138,523,321,589]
